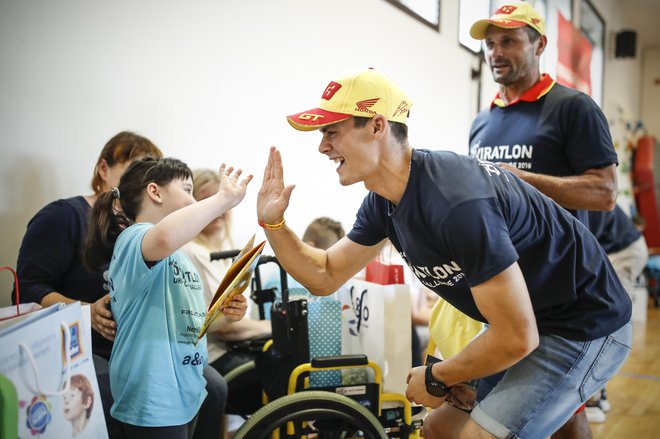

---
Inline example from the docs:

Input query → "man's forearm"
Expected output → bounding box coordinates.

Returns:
[431,324,537,387]
[40,291,79,307]
[264,225,338,295]
[518,171,616,211]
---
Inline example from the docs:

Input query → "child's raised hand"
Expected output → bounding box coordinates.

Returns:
[217,163,253,209]
[222,293,248,322]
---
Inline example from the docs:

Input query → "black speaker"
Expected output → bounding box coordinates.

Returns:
[615,31,636,58]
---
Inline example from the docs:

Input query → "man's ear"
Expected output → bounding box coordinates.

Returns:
[536,35,548,56]
[145,182,162,204]
[371,114,388,139]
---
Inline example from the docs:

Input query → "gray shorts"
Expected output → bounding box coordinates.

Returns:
[472,322,632,439]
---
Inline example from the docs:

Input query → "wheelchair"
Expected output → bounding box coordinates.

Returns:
[210,251,422,438]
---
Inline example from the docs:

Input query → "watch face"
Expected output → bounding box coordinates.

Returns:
[425,365,449,397]
[426,382,448,397]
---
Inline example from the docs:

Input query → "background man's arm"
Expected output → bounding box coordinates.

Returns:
[499,163,617,211]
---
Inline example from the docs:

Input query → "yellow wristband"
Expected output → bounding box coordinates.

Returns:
[258,218,286,230]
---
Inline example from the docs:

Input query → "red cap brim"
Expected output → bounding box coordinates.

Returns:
[286,108,353,131]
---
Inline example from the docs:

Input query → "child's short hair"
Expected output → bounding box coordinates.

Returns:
[84,156,192,271]
[70,373,95,419]
[303,217,345,250]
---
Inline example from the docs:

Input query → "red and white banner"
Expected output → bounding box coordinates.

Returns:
[556,11,593,95]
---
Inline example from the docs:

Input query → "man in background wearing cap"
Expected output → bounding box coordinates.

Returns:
[468,3,619,436]
[256,67,631,438]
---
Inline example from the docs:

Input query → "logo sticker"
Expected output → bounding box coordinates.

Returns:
[322,81,342,100]
[341,285,369,336]
[69,322,82,359]
[495,5,517,15]
[25,395,52,435]
[392,101,409,118]
[298,113,324,122]
[355,98,379,115]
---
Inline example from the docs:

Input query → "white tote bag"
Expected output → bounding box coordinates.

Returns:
[339,279,412,395]
[0,302,108,439]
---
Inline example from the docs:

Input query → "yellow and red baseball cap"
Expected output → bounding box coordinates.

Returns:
[286,68,413,131]
[470,2,545,40]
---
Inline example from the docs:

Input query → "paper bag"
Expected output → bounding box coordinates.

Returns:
[339,279,411,395]
[0,302,108,439]
[365,260,405,285]
[0,265,43,328]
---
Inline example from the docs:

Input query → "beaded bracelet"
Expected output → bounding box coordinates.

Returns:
[258,218,286,230]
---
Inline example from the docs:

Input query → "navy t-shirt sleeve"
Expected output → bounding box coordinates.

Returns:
[468,110,488,154]
[347,194,388,246]
[563,93,618,173]
[15,201,82,304]
[435,198,519,287]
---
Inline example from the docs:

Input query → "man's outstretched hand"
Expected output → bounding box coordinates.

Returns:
[257,146,296,225]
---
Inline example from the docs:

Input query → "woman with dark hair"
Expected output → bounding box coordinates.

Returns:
[85,156,251,439]
[16,131,162,351]
[14,131,163,437]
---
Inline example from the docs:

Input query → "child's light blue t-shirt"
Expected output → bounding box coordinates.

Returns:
[108,223,208,426]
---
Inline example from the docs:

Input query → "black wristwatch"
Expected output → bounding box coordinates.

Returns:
[425,364,451,397]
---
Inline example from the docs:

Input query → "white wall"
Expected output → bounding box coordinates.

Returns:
[0,0,479,304]
[0,0,655,305]
[641,48,660,138]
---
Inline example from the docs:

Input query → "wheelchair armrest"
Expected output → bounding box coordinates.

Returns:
[311,355,368,368]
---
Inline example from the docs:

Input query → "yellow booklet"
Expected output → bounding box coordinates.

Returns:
[196,235,266,343]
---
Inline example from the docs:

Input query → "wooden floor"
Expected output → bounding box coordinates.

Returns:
[591,304,660,439]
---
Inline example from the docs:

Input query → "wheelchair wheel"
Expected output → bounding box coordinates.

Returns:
[234,390,388,439]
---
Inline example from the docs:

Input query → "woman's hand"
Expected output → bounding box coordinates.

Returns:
[221,294,248,323]
[257,146,295,225]
[91,293,116,341]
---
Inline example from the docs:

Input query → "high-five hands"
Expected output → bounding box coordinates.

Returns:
[216,163,253,210]
[257,147,296,225]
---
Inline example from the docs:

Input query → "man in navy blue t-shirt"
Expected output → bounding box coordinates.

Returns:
[257,67,632,439]
[468,3,617,227]
[468,3,621,434]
